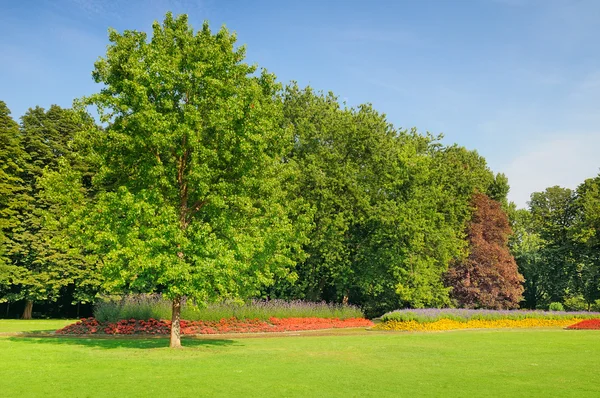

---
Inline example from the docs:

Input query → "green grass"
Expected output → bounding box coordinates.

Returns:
[1,320,599,397]
[0,319,75,333]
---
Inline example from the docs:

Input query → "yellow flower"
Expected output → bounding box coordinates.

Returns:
[373,318,578,331]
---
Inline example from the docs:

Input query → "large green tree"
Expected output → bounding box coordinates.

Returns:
[0,101,28,305]
[508,206,545,308]
[2,104,89,318]
[528,186,577,304]
[278,86,399,305]
[511,181,600,310]
[572,174,600,308]
[69,13,308,347]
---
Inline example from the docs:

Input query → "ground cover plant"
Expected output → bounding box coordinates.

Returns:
[56,317,373,335]
[380,308,600,322]
[94,296,364,322]
[2,321,600,397]
[566,319,600,330]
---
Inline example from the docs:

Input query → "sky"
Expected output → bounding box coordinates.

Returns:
[1,0,599,208]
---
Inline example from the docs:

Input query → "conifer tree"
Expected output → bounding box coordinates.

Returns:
[0,101,28,303]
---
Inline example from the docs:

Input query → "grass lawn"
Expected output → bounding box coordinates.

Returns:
[1,321,599,397]
[0,319,75,334]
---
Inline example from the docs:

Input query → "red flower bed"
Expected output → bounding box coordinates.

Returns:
[56,317,374,335]
[566,318,600,330]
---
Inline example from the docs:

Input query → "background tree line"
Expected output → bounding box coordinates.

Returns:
[510,178,600,311]
[0,13,597,323]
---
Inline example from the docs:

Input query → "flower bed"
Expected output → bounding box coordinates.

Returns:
[380,308,600,323]
[373,318,579,332]
[373,308,600,332]
[566,319,600,330]
[55,317,373,335]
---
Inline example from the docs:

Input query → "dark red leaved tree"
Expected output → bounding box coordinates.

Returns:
[446,193,524,309]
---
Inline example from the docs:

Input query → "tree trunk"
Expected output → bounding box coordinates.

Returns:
[76,302,80,318]
[170,297,182,348]
[22,300,33,320]
[342,291,349,305]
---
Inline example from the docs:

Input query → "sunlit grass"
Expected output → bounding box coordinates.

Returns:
[1,322,599,397]
[0,319,75,333]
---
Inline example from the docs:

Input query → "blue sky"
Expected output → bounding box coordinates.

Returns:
[2,0,599,207]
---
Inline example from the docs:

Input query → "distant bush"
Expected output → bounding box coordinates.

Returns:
[548,302,564,311]
[563,296,588,312]
[94,295,364,322]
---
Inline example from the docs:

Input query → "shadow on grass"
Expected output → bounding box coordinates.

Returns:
[7,335,238,350]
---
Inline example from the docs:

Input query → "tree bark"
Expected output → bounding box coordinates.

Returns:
[170,297,182,348]
[342,291,349,305]
[22,300,33,320]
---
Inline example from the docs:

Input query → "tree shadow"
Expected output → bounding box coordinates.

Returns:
[7,335,239,350]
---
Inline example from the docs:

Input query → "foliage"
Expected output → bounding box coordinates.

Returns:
[508,205,545,308]
[278,85,501,316]
[0,101,28,299]
[528,186,578,303]
[563,295,588,312]
[512,177,600,310]
[548,302,564,311]
[571,175,600,307]
[0,103,97,316]
[446,193,524,309]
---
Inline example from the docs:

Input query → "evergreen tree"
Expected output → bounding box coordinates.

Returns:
[7,105,87,318]
[0,101,28,303]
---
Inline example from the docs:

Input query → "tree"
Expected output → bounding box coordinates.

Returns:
[73,13,308,347]
[0,101,28,307]
[6,105,88,318]
[572,174,600,308]
[508,206,545,308]
[278,85,407,306]
[528,186,577,303]
[446,193,524,309]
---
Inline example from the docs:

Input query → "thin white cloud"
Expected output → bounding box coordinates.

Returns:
[504,133,600,208]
